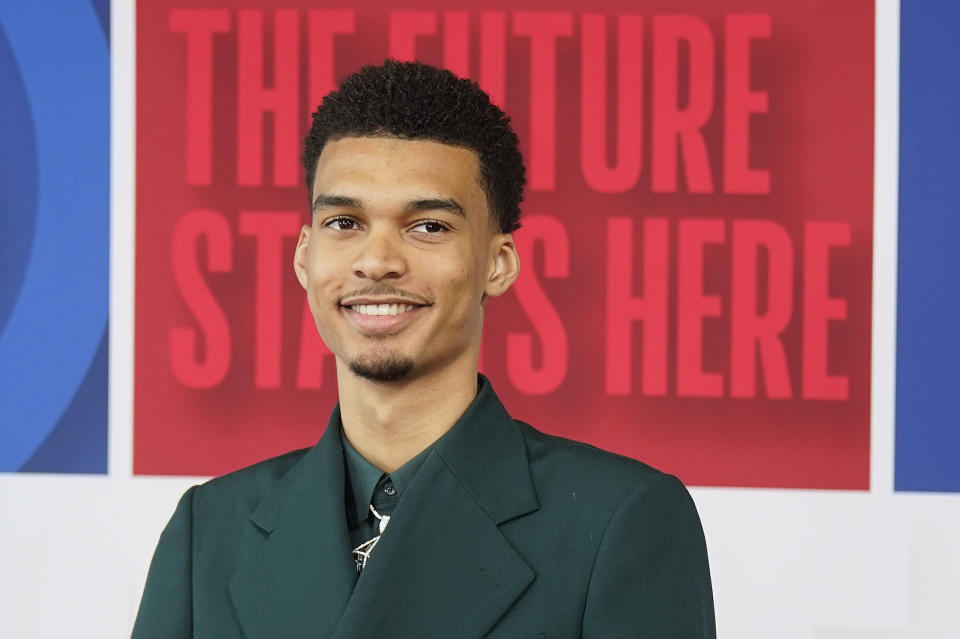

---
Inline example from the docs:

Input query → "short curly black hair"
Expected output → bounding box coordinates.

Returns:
[302,60,525,233]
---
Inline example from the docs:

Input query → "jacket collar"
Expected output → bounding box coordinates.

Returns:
[228,405,356,639]
[228,375,539,639]
[433,374,539,524]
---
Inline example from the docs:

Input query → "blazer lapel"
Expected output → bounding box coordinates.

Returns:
[330,377,540,639]
[228,407,356,639]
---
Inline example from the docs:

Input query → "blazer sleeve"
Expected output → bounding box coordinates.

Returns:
[131,486,197,639]
[581,473,716,639]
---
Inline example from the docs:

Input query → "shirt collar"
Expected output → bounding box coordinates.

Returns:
[340,427,434,525]
[339,375,489,525]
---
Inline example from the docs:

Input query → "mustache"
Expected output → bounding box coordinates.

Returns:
[339,285,434,306]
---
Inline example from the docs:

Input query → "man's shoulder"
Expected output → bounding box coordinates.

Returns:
[517,420,662,476]
[514,420,680,504]
[191,446,313,516]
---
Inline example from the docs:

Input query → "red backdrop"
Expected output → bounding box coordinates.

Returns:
[135,0,874,488]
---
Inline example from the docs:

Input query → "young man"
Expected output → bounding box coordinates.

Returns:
[133,60,715,638]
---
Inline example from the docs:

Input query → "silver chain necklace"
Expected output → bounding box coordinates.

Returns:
[352,504,391,573]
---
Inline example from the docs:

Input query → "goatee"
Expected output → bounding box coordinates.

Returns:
[348,351,415,382]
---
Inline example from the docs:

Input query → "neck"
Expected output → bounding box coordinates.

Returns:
[335,355,479,473]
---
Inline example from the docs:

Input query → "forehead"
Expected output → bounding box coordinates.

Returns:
[312,136,487,210]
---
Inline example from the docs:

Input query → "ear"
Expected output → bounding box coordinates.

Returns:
[293,224,311,289]
[484,233,521,298]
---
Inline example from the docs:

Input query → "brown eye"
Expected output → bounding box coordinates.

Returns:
[325,217,360,231]
[411,220,447,234]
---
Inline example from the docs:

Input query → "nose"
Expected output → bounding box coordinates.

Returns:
[352,228,406,281]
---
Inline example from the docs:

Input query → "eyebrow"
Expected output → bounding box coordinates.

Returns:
[403,198,466,219]
[312,194,363,212]
[312,194,467,219]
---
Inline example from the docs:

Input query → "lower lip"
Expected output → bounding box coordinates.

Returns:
[341,305,425,334]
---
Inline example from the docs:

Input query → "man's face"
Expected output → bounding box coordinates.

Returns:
[294,136,519,383]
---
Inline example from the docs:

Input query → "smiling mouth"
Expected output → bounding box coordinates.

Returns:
[340,302,425,335]
[348,303,420,316]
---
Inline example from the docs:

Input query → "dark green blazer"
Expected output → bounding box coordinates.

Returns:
[133,379,715,638]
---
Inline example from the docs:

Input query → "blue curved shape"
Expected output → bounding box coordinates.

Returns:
[0,25,38,335]
[21,327,108,474]
[89,0,110,45]
[0,4,109,470]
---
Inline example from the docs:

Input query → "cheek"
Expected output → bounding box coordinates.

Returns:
[302,259,346,335]
[305,247,344,296]
[438,258,486,318]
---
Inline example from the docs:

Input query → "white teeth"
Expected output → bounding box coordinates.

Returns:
[350,304,417,316]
